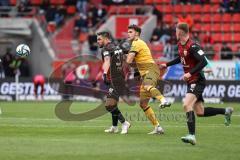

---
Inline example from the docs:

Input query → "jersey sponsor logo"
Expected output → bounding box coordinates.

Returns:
[198,50,204,56]
[114,49,123,55]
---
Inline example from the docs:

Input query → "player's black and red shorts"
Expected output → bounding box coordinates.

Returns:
[187,79,206,102]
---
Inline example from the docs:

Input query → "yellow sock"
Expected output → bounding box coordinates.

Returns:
[146,86,166,103]
[144,107,159,127]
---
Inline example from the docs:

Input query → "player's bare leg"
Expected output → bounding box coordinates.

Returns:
[140,98,164,134]
[104,98,130,134]
[194,101,234,126]
[181,93,197,145]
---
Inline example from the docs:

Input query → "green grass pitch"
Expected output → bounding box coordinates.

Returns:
[0,101,239,160]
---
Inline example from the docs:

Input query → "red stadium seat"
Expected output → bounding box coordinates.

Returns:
[201,14,211,23]
[232,44,240,52]
[222,24,232,32]
[211,14,221,23]
[211,0,221,4]
[126,7,135,14]
[10,0,17,5]
[222,33,232,43]
[202,24,211,32]
[145,0,153,4]
[162,5,173,14]
[222,14,232,23]
[31,0,42,5]
[232,24,240,32]
[232,14,240,23]
[182,5,191,13]
[109,6,118,14]
[211,5,219,13]
[173,5,182,14]
[191,5,201,14]
[193,14,201,23]
[150,43,163,53]
[67,6,76,15]
[213,33,222,43]
[233,33,240,42]
[119,7,128,14]
[202,4,211,13]
[50,0,65,5]
[163,14,173,24]
[193,23,201,32]
[211,24,221,32]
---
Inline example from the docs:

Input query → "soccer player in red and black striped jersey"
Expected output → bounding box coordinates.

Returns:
[161,23,233,145]
[96,31,131,134]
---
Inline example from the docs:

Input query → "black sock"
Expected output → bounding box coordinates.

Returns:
[106,106,125,126]
[112,107,126,124]
[186,111,195,135]
[203,107,225,117]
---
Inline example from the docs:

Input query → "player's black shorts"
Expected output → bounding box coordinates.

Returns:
[187,81,205,102]
[106,84,119,101]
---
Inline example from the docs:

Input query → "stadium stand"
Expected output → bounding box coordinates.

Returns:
[0,0,239,61]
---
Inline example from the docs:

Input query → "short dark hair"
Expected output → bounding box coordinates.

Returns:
[97,31,111,39]
[177,23,189,34]
[128,24,141,35]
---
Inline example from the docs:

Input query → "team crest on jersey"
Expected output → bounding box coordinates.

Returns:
[183,50,187,56]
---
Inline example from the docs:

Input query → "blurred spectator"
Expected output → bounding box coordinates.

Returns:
[88,4,98,27]
[95,4,107,24]
[192,32,200,44]
[219,0,228,13]
[77,0,88,15]
[18,0,31,16]
[40,0,50,12]
[203,31,214,44]
[151,23,174,45]
[163,40,173,59]
[73,14,88,38]
[45,6,57,22]
[152,4,162,24]
[179,0,191,4]
[172,0,178,5]
[160,24,173,45]
[227,0,238,13]
[221,43,233,60]
[0,58,5,78]
[88,29,98,53]
[33,74,45,100]
[54,5,66,26]
[0,0,9,6]
[136,7,146,15]
[178,12,194,29]
[65,0,77,5]
[204,43,215,59]
[150,24,164,43]
[2,49,14,77]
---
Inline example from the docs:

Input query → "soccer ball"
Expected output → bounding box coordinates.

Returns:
[16,44,30,57]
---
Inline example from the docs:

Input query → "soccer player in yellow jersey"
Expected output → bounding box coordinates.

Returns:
[126,24,171,134]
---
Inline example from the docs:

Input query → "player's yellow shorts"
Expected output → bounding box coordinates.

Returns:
[139,64,160,100]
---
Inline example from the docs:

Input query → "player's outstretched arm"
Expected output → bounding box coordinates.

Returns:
[166,56,181,67]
